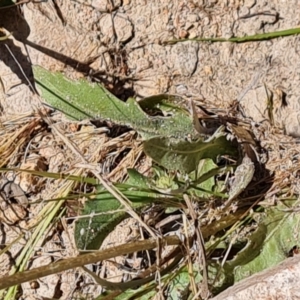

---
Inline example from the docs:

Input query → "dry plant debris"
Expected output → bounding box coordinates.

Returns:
[1,97,299,299]
[1,0,300,299]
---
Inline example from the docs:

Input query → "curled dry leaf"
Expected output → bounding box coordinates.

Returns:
[0,200,27,225]
[0,178,28,207]
[227,155,255,204]
[0,178,28,224]
[18,154,48,194]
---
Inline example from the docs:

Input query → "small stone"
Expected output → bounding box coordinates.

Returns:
[178,29,189,38]
[188,28,198,38]
[239,6,250,16]
[99,13,133,43]
[203,65,213,76]
[171,41,199,77]
[176,84,188,94]
[92,0,121,11]
[114,13,133,42]
[91,0,108,11]
[244,0,256,8]
[189,14,199,23]
[203,17,210,26]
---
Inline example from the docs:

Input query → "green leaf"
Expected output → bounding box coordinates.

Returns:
[223,219,268,286]
[96,282,157,300]
[190,158,218,198]
[126,168,150,188]
[33,65,146,122]
[74,171,180,250]
[144,126,238,172]
[208,200,300,293]
[74,187,127,251]
[232,204,300,281]
[139,93,188,113]
[33,66,199,141]
[166,266,201,299]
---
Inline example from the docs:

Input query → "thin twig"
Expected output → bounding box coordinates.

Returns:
[0,235,183,290]
[0,33,11,41]
[183,194,210,299]
[182,214,197,295]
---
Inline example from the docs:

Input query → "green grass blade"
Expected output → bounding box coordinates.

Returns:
[166,27,300,44]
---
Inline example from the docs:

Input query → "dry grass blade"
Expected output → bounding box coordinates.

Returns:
[0,27,11,40]
[182,214,197,296]
[0,109,253,297]
[0,235,183,290]
[0,34,10,40]
[81,243,183,290]
[0,114,43,167]
[2,170,81,299]
[106,142,144,181]
[183,194,210,299]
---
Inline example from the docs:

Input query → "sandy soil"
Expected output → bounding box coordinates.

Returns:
[2,0,300,136]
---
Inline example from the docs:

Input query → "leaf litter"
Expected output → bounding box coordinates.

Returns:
[1,83,299,299]
[1,1,300,299]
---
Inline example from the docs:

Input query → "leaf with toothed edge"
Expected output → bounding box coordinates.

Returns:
[33,65,199,141]
[144,126,239,173]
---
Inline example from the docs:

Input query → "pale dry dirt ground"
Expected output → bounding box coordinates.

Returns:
[1,0,300,299]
